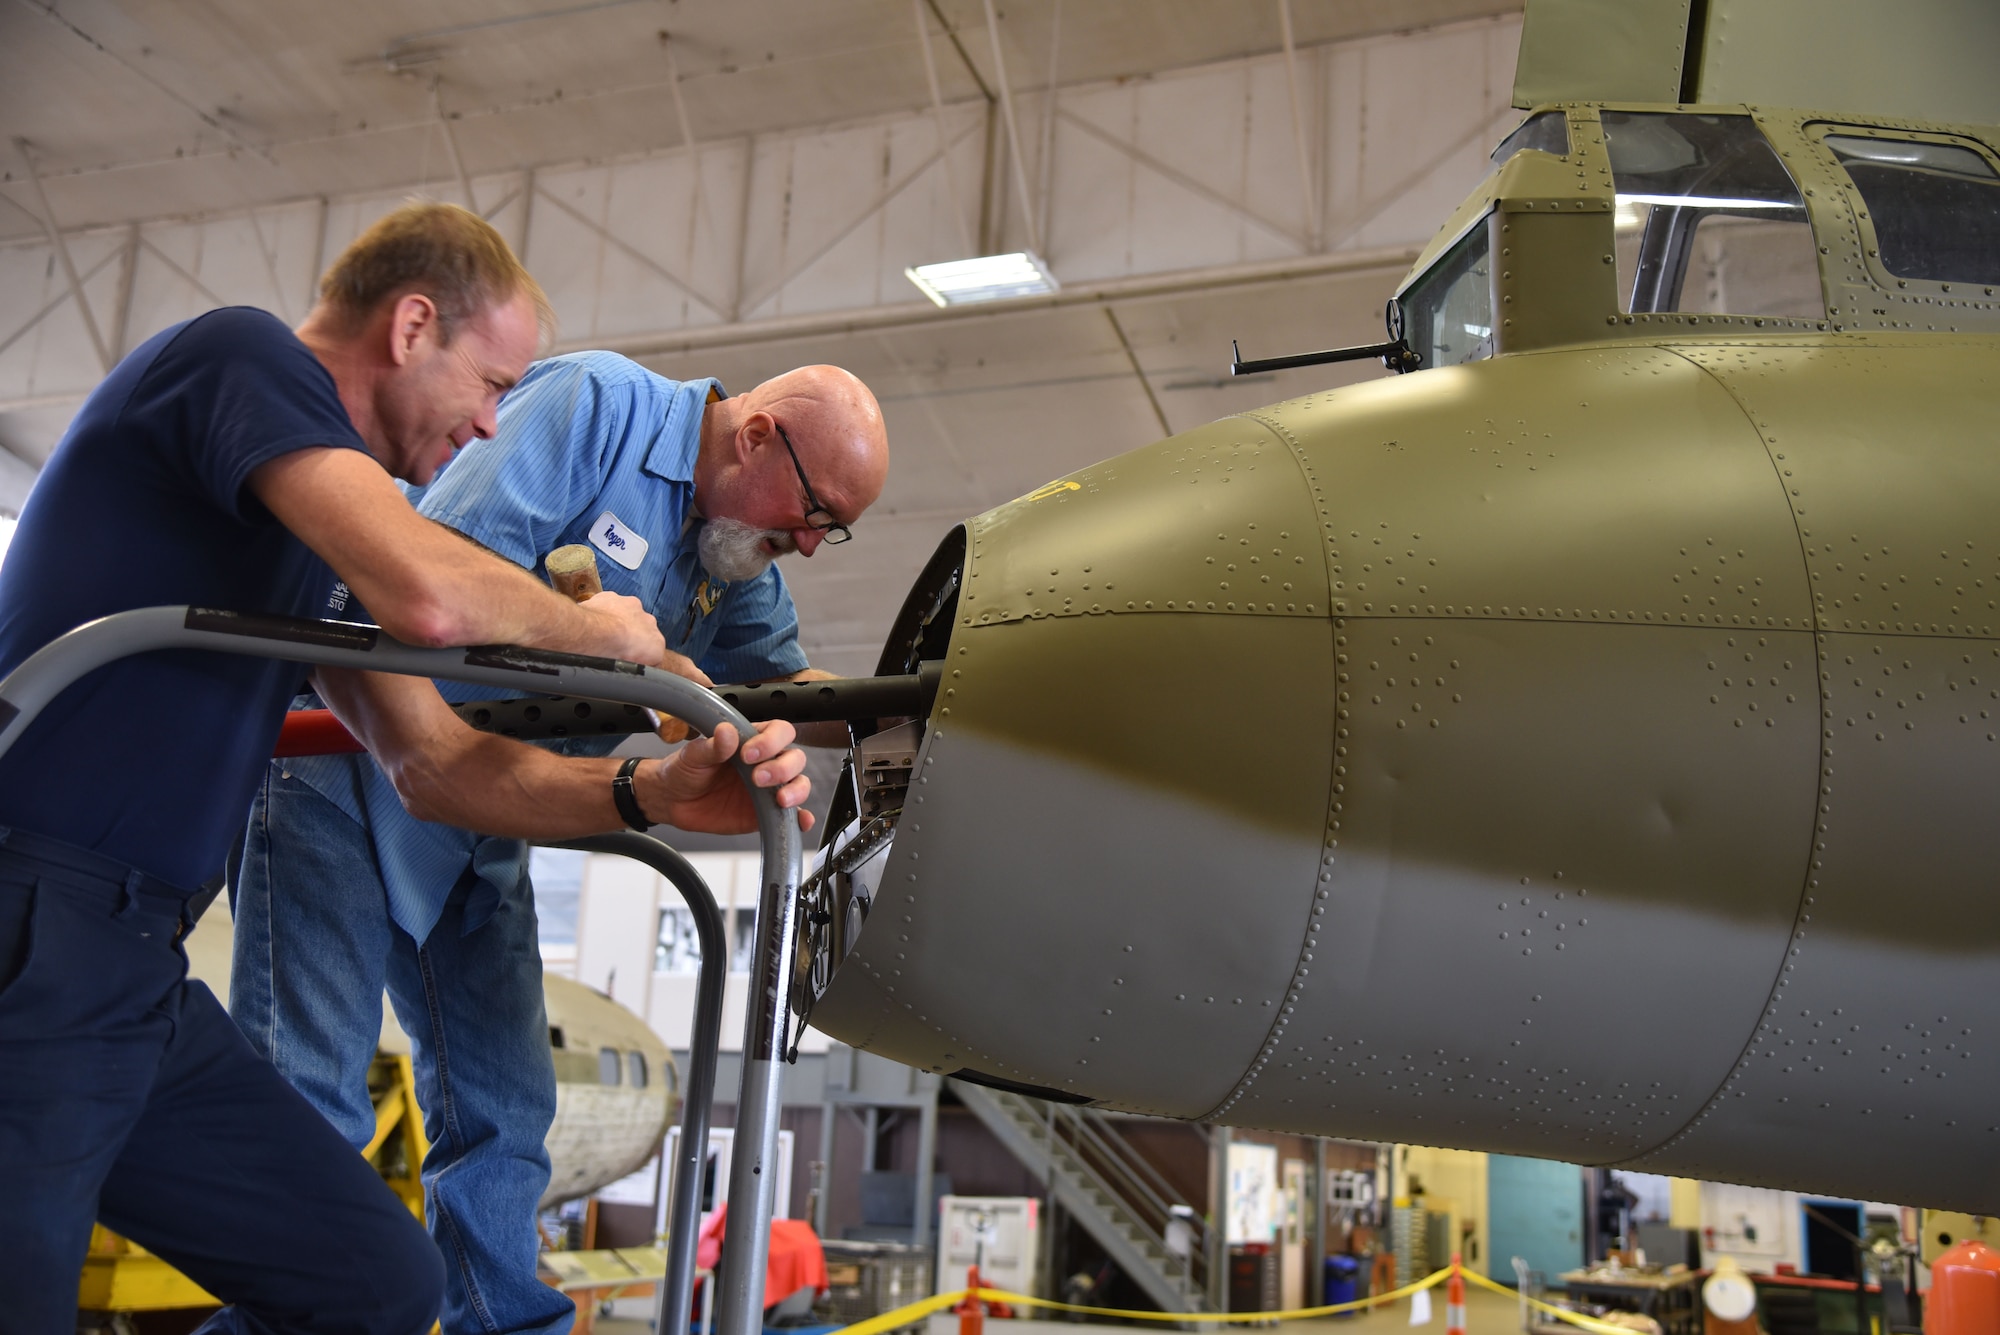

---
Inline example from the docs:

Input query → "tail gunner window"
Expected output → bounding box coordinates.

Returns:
[1823,133,2000,286]
[1603,112,1824,320]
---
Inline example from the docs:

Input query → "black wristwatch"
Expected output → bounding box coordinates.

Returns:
[611,756,651,831]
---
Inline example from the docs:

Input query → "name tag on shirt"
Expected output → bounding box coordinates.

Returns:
[588,510,649,571]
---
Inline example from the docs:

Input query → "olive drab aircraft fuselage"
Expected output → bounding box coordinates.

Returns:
[798,14,2000,1214]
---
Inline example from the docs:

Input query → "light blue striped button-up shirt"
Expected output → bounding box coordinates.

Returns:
[285,352,810,944]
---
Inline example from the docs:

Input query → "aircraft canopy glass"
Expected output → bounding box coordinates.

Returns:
[1824,133,2000,286]
[1490,110,1568,166]
[1399,214,1492,371]
[1603,112,1824,320]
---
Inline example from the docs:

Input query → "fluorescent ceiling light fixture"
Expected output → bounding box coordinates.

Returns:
[1616,193,1802,211]
[906,252,1058,306]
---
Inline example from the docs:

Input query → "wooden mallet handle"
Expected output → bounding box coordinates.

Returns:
[545,543,691,744]
[545,544,603,601]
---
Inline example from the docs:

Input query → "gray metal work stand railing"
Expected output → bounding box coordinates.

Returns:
[553,832,726,1335]
[0,606,802,1335]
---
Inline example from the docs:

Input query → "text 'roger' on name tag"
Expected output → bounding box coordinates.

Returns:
[589,510,650,571]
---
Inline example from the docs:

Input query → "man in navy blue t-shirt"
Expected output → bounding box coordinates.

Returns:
[0,203,812,1334]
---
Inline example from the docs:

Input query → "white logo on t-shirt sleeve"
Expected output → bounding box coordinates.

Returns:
[588,510,650,571]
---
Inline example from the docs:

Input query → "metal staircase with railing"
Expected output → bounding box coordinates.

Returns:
[948,1078,1216,1315]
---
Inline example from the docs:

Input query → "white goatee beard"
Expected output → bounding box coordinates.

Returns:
[697,517,793,581]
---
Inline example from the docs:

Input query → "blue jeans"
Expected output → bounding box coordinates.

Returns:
[230,768,574,1335]
[0,827,441,1335]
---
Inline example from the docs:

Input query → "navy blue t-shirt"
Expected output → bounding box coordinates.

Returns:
[0,307,368,890]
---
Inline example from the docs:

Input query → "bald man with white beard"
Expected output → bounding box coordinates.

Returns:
[229,351,887,1335]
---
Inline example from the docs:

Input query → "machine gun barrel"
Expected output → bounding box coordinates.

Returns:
[439,661,943,744]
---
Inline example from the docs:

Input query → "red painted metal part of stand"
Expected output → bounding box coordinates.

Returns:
[273,708,362,756]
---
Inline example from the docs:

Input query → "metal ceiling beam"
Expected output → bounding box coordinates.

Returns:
[1037,0,1062,254]
[1319,102,1516,252]
[924,0,996,102]
[0,245,121,364]
[247,211,293,325]
[0,243,1418,420]
[1278,0,1323,249]
[562,242,1418,361]
[1103,305,1171,438]
[138,236,231,311]
[1054,109,1308,252]
[107,224,139,360]
[735,118,982,318]
[979,0,1042,255]
[530,185,729,320]
[914,0,978,257]
[660,35,716,252]
[431,79,479,211]
[13,139,111,373]
[14,0,275,165]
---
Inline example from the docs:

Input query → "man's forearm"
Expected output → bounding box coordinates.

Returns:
[317,667,630,836]
[391,727,639,838]
[249,447,660,661]
[315,667,809,839]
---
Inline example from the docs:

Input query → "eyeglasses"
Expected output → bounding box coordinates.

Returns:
[773,422,853,544]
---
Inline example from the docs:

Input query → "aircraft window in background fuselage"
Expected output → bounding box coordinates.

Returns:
[1824,134,2000,286]
[1603,112,1824,321]
[599,1047,624,1086]
[1399,214,1494,371]
[1490,110,1569,166]
[627,1051,649,1089]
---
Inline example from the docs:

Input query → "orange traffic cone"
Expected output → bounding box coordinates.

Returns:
[956,1265,986,1335]
[1447,1253,1467,1335]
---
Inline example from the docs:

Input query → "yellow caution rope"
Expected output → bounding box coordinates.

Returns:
[827,1264,1649,1335]
[1459,1266,1651,1335]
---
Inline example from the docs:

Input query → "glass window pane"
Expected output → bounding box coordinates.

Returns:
[1677,213,1825,318]
[731,907,757,973]
[1604,112,1823,318]
[1825,134,2000,285]
[656,906,702,974]
[529,847,587,949]
[599,1048,623,1086]
[627,1051,648,1089]
[1400,217,1493,371]
[1491,111,1569,166]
